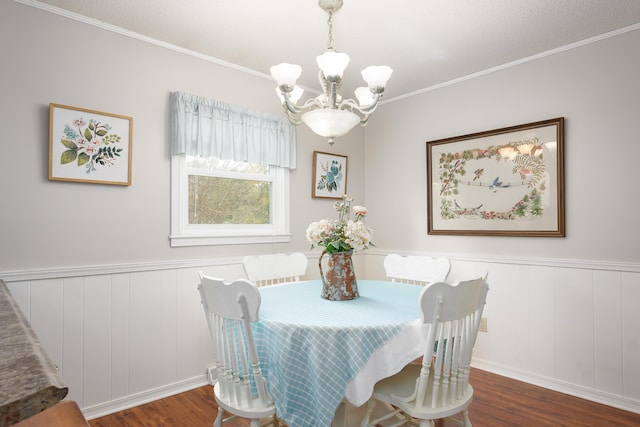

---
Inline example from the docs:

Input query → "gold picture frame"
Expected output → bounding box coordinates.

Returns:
[426,117,565,236]
[49,103,133,185]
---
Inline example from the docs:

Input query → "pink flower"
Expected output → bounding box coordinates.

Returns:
[306,196,373,252]
[353,205,367,216]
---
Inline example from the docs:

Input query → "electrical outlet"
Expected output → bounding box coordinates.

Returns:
[479,317,488,332]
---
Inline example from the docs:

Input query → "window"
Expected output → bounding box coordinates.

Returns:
[187,157,270,225]
[170,155,290,247]
[169,92,296,247]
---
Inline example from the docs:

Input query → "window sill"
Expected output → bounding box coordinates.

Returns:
[169,233,292,247]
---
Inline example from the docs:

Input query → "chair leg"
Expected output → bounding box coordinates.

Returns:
[260,415,279,427]
[214,409,224,427]
[360,399,377,427]
[462,409,471,427]
[362,400,408,427]
[250,419,261,427]
[381,402,406,421]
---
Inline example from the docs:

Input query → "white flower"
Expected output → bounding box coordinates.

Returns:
[306,219,334,245]
[344,220,371,251]
[306,195,374,253]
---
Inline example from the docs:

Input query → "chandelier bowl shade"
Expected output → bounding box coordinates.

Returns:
[301,109,360,140]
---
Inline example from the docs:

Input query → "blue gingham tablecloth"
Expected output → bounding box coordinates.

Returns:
[253,280,423,427]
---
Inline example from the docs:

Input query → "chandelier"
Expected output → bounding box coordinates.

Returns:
[270,0,393,145]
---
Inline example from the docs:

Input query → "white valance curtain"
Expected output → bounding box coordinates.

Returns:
[170,91,296,169]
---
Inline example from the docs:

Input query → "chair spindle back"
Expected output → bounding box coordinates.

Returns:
[243,253,308,287]
[198,275,270,408]
[384,253,451,286]
[416,275,489,410]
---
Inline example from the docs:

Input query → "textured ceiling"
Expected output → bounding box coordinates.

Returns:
[26,0,640,101]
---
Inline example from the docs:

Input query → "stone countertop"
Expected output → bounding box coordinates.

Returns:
[0,280,68,426]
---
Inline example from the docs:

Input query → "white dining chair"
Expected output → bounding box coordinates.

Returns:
[384,253,451,286]
[198,272,279,427]
[243,252,308,287]
[360,275,489,427]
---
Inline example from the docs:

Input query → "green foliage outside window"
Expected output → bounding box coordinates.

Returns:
[188,175,270,224]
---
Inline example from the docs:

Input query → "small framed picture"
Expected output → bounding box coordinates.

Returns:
[426,117,565,237]
[312,151,348,199]
[49,103,133,185]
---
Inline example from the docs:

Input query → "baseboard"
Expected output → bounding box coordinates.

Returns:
[81,374,209,420]
[471,359,640,415]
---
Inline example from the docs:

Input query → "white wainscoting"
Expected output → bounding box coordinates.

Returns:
[470,262,640,414]
[3,253,640,418]
[3,258,250,419]
[368,252,640,414]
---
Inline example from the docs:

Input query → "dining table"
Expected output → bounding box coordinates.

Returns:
[253,279,426,427]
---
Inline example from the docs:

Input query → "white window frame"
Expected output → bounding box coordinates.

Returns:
[170,155,291,247]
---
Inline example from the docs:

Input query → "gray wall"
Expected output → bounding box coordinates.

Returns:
[365,27,640,263]
[0,0,367,272]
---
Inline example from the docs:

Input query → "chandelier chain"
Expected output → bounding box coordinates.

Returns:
[326,10,334,50]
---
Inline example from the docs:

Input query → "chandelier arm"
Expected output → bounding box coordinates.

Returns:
[284,112,302,126]
[337,98,359,111]
[301,97,324,111]
[279,90,304,115]
[281,95,325,126]
[338,93,382,115]
[279,100,302,125]
[328,98,370,127]
[283,93,323,114]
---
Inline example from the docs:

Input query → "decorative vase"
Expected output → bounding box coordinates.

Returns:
[319,249,359,301]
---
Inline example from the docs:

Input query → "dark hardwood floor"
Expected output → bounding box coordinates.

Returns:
[89,368,640,426]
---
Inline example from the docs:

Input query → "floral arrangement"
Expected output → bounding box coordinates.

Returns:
[59,117,124,174]
[306,195,373,253]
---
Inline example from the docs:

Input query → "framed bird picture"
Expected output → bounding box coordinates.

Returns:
[312,151,348,199]
[426,117,565,237]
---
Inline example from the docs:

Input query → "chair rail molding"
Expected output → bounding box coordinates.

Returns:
[366,248,640,273]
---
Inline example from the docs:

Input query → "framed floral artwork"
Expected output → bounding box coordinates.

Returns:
[48,103,133,185]
[312,151,348,199]
[426,117,565,236]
